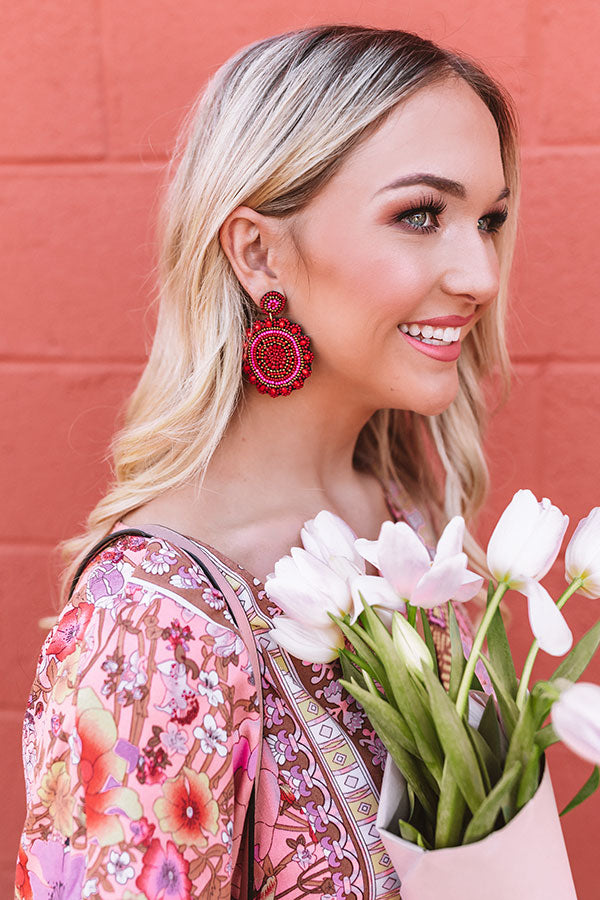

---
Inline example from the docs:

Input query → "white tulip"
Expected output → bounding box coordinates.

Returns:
[264,546,354,628]
[268,615,344,664]
[354,516,483,610]
[565,507,600,599]
[551,681,600,765]
[523,578,573,656]
[486,490,568,590]
[300,509,366,582]
[348,574,406,625]
[391,610,433,677]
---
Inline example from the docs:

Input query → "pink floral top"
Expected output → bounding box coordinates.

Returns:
[15,483,483,900]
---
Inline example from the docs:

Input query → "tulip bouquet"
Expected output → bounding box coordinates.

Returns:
[266,490,600,899]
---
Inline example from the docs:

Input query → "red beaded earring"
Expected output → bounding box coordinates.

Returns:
[242,291,314,397]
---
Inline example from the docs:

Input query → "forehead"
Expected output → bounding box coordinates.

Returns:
[336,77,505,195]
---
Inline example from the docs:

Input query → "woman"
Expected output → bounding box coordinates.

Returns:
[15,24,519,900]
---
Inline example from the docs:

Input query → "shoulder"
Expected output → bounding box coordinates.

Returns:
[55,529,256,676]
[76,530,233,622]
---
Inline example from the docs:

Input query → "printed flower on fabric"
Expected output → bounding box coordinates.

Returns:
[45,602,94,661]
[159,721,189,756]
[193,713,228,757]
[154,767,219,847]
[130,816,156,846]
[197,669,224,707]
[169,563,207,590]
[141,546,179,576]
[136,839,192,900]
[26,838,86,900]
[37,760,74,837]
[107,850,135,886]
[206,620,245,659]
[155,660,198,718]
[76,687,143,846]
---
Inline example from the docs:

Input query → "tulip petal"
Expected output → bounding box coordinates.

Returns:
[264,576,335,627]
[348,574,404,624]
[512,502,568,585]
[289,547,352,615]
[268,615,343,664]
[452,569,485,603]
[411,554,474,609]
[551,682,600,766]
[565,507,600,599]
[354,536,380,568]
[376,521,431,598]
[524,579,573,656]
[487,490,542,582]
[301,510,361,566]
[435,517,466,562]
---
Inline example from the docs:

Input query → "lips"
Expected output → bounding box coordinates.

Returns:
[410,314,474,328]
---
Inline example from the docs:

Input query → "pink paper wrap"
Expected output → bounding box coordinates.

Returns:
[376,754,578,899]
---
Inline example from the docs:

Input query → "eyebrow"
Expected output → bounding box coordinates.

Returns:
[373,172,510,203]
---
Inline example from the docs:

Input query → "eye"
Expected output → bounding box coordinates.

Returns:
[478,206,509,234]
[393,193,447,234]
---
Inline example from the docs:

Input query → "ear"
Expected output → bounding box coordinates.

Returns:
[218,206,285,306]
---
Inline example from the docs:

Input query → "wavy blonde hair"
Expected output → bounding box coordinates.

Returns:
[57,24,520,607]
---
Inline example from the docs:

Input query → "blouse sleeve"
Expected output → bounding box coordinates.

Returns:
[15,533,261,899]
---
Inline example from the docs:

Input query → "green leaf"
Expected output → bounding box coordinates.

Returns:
[420,664,487,814]
[467,723,501,790]
[478,694,504,762]
[503,693,540,818]
[470,670,484,692]
[448,602,466,704]
[333,616,392,697]
[434,758,467,848]
[340,678,419,759]
[341,678,438,818]
[359,599,445,781]
[550,620,600,684]
[338,649,366,688]
[560,766,600,817]
[398,817,433,850]
[479,654,518,740]
[419,608,439,678]
[535,723,560,751]
[516,747,543,810]
[462,762,522,844]
[486,603,519,700]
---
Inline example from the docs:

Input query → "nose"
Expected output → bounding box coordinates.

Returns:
[438,227,500,307]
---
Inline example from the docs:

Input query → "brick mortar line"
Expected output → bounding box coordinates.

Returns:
[0,145,597,173]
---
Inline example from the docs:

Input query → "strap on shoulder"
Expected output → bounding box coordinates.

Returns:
[137,524,264,772]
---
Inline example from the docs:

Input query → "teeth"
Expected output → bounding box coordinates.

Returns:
[398,323,461,344]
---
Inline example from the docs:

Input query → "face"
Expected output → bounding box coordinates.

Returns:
[283,76,509,416]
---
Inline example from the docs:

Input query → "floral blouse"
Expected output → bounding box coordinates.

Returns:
[15,481,485,900]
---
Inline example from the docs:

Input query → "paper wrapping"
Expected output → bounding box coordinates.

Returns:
[376,753,578,899]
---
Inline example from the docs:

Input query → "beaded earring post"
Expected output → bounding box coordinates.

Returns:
[242,291,314,397]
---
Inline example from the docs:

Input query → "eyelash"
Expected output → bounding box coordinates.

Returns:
[393,192,509,235]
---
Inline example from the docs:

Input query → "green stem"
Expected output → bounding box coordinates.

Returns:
[455,582,509,719]
[407,602,417,628]
[515,577,583,711]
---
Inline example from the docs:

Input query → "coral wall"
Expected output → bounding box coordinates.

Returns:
[2,1,599,896]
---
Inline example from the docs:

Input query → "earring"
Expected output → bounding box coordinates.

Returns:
[242,291,314,397]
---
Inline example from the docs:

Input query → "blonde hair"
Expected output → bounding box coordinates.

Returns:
[57,24,520,606]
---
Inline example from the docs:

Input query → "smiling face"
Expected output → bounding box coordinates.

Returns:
[284,76,509,416]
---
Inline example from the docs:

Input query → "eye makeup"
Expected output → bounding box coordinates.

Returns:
[392,192,509,235]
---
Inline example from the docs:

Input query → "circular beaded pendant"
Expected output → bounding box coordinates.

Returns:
[242,291,314,397]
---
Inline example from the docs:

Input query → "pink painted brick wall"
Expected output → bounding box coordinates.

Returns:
[2,2,599,896]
